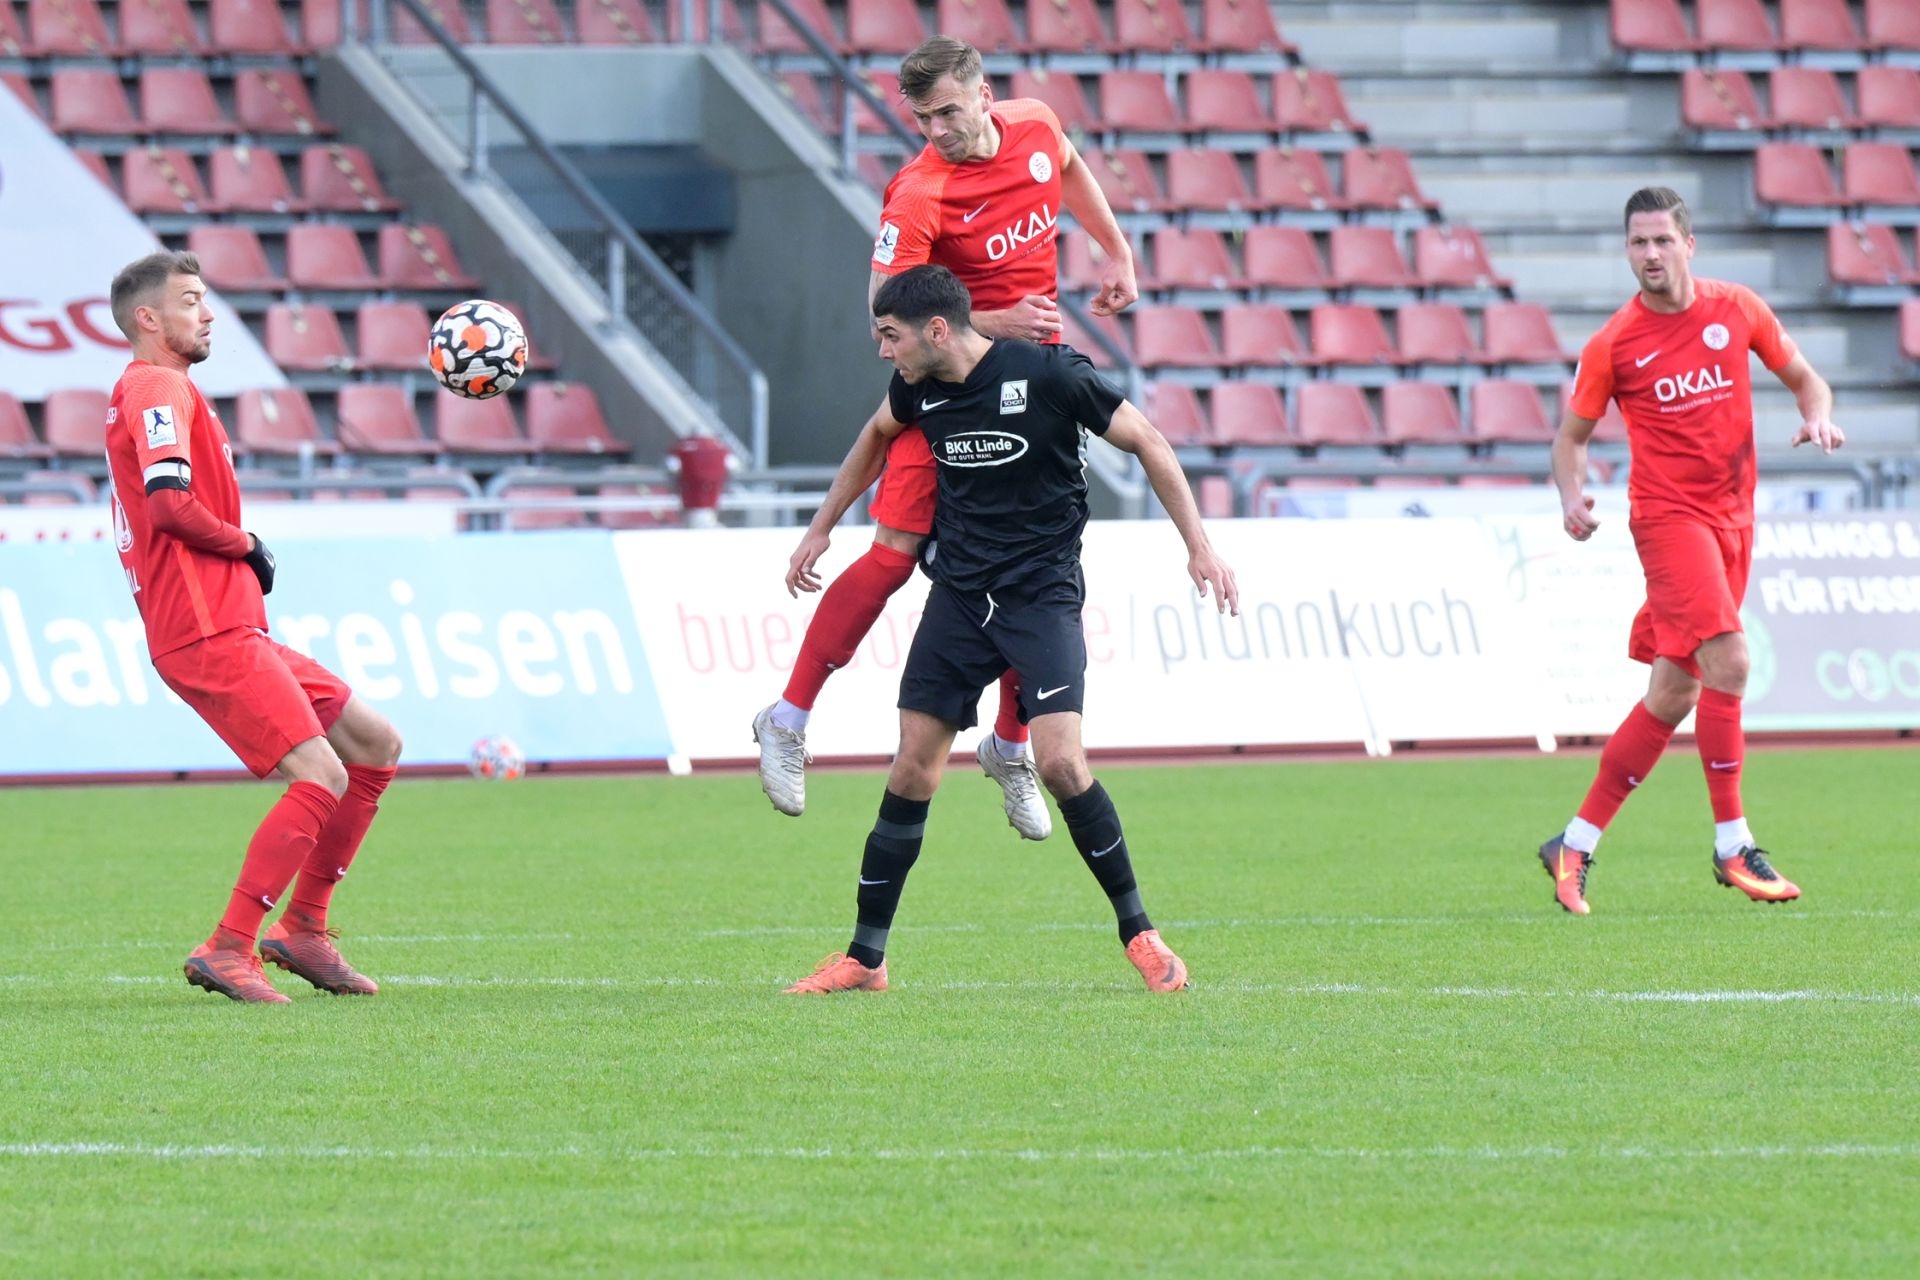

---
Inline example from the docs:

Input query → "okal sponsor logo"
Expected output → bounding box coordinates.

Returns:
[1654,365,1732,404]
[984,204,1057,262]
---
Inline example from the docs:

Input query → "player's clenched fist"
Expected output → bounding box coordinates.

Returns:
[1563,494,1600,542]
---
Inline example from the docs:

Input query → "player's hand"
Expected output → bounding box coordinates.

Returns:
[1000,295,1063,341]
[1189,551,1239,617]
[1791,417,1845,454]
[786,532,831,597]
[243,533,276,595]
[1562,494,1600,542]
[1089,254,1139,317]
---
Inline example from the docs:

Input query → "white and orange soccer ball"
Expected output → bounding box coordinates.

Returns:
[429,300,528,399]
[468,734,526,782]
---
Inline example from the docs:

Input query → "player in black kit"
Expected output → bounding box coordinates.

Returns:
[784,265,1239,995]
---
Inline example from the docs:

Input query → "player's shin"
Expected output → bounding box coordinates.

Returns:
[783,544,917,710]
[1569,701,1678,851]
[847,789,928,968]
[218,781,339,943]
[1058,781,1152,944]
[289,765,397,927]
[1694,688,1752,854]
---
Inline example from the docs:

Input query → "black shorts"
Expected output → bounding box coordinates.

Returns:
[898,570,1087,730]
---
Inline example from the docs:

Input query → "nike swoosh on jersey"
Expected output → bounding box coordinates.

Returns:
[920,398,950,411]
[1634,350,1660,368]
[963,201,989,223]
[1035,685,1070,700]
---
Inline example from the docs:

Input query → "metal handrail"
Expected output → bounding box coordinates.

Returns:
[351,0,771,465]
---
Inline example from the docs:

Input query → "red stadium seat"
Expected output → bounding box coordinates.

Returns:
[1060,310,1131,363]
[1867,0,1920,52]
[1310,304,1398,366]
[1469,381,1555,444]
[1027,0,1112,53]
[526,383,632,456]
[188,226,286,292]
[1113,0,1195,54]
[50,70,139,135]
[1132,305,1222,368]
[394,0,474,42]
[236,389,335,456]
[123,146,220,215]
[1147,228,1239,290]
[488,0,569,44]
[72,148,115,191]
[1413,225,1511,290]
[597,484,674,530]
[1209,382,1292,446]
[265,302,353,372]
[434,393,527,454]
[1200,0,1294,54]
[235,69,334,136]
[287,224,383,290]
[1243,226,1332,292]
[1084,149,1167,214]
[1395,302,1478,363]
[1481,303,1568,363]
[379,225,480,291]
[301,0,368,48]
[1342,146,1437,212]
[776,73,837,134]
[938,0,1025,55]
[121,0,207,55]
[1195,469,1231,516]
[845,0,926,54]
[1142,382,1210,446]
[575,0,659,44]
[1696,0,1783,51]
[1779,0,1864,51]
[141,68,236,135]
[1858,66,1920,129]
[0,393,53,461]
[209,0,298,54]
[1682,69,1770,131]
[0,3,26,56]
[1753,143,1843,207]
[1254,148,1344,212]
[2,73,39,119]
[1328,226,1416,289]
[501,485,587,532]
[1382,382,1465,445]
[1099,71,1184,132]
[1058,231,1117,292]
[210,146,302,214]
[336,385,439,455]
[1273,68,1364,135]
[1220,304,1310,367]
[849,71,915,137]
[1165,149,1254,213]
[1293,383,1380,446]
[1843,142,1920,206]
[27,0,119,56]
[1770,68,1857,131]
[301,144,403,213]
[1011,69,1095,135]
[43,390,111,457]
[1902,298,1920,359]
[1185,70,1268,133]
[758,0,841,54]
[1611,0,1698,52]
[1826,221,1917,284]
[356,302,430,372]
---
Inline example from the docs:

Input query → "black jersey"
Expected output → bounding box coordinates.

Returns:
[888,339,1125,595]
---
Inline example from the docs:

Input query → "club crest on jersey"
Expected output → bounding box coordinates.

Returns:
[939,430,1029,467]
[1029,151,1053,183]
[1702,323,1730,351]
[873,220,901,266]
[1000,379,1029,414]
[1654,365,1732,403]
[985,204,1057,262]
[142,405,177,448]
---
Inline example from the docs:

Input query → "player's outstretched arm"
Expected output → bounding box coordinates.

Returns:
[785,398,906,597]
[1550,412,1602,542]
[1104,401,1239,616]
[1059,139,1138,318]
[1774,353,1845,454]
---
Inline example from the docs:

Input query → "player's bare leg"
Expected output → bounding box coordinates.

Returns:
[1693,633,1798,901]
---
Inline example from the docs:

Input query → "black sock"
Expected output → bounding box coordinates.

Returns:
[846,789,928,968]
[1057,780,1152,945]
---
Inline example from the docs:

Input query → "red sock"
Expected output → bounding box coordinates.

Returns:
[1575,701,1678,831]
[289,765,397,927]
[219,781,339,943]
[1694,687,1745,822]
[994,670,1029,744]
[782,543,917,709]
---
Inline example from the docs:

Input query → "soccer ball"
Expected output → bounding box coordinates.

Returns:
[429,300,528,400]
[468,734,526,782]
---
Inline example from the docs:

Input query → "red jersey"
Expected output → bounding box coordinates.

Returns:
[1570,277,1797,530]
[871,99,1069,329]
[104,361,266,658]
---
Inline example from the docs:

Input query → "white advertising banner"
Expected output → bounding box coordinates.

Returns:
[0,92,285,398]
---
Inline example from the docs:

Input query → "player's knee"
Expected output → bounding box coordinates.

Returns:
[309,753,349,798]
[369,720,404,767]
[1646,684,1698,725]
[1037,754,1091,800]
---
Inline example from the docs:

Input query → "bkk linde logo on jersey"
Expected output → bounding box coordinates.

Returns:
[938,430,1029,467]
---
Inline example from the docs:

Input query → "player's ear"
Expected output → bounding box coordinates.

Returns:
[926,315,949,345]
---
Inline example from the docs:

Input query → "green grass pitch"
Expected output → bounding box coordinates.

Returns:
[1,746,1916,1278]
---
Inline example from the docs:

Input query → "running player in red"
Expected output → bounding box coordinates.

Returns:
[1539,188,1843,914]
[104,251,403,1001]
[753,35,1138,839]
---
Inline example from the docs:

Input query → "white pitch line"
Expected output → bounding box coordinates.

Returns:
[25,932,579,954]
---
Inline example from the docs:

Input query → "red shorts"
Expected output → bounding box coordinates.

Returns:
[153,627,352,778]
[1628,521,1753,674]
[868,427,937,536]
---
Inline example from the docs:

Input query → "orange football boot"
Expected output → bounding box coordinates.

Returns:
[259,915,380,995]
[1714,846,1800,903]
[784,952,888,995]
[1124,929,1189,992]
[1539,834,1593,916]
[185,931,291,1003]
